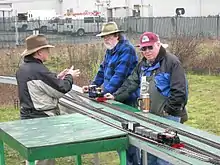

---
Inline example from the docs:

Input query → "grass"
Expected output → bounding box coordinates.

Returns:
[0,74,220,164]
[0,107,119,165]
[185,74,220,135]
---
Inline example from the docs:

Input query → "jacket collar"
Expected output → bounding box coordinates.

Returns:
[24,55,43,64]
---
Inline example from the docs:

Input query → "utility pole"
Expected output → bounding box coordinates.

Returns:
[95,0,110,22]
[58,0,63,15]
[125,0,129,17]
[76,0,79,8]
[141,0,143,17]
[199,0,202,16]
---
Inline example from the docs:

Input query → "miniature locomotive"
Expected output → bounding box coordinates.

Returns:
[88,85,107,102]
[121,121,182,147]
[88,85,104,98]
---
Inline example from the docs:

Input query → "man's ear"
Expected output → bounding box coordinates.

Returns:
[155,42,160,47]
[35,50,42,58]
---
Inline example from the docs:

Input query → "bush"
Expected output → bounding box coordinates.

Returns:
[191,49,220,75]
[169,36,203,69]
[169,36,220,75]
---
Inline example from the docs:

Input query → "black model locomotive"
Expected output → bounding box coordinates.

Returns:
[88,85,104,98]
[88,85,107,102]
[121,121,182,147]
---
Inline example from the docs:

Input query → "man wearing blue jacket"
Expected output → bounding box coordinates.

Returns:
[105,32,188,165]
[82,22,140,165]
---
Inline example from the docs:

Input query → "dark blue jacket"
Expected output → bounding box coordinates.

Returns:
[114,47,188,116]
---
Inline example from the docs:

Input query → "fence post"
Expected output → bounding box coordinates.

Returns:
[217,14,219,40]
[175,15,178,38]
[148,17,153,32]
[14,10,19,46]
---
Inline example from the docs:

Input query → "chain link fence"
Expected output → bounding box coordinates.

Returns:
[0,16,220,48]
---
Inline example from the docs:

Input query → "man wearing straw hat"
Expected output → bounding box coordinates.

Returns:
[16,34,80,165]
[82,22,141,165]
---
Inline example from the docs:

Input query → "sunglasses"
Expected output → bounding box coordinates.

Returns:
[140,46,154,51]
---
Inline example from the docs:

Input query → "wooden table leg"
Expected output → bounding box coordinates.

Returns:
[0,141,5,165]
[75,155,82,165]
[119,150,126,165]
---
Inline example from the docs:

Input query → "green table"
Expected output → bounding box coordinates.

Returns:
[0,113,128,165]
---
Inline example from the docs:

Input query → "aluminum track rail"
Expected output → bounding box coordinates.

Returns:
[72,90,220,150]
[60,94,220,165]
[1,76,219,164]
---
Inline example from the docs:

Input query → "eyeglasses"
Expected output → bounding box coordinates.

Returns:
[101,35,114,40]
[140,46,154,51]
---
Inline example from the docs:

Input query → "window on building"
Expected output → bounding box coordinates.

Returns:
[94,16,105,23]
[84,17,94,23]
[17,13,28,21]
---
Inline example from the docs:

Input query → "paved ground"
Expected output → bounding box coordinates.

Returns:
[0,31,102,48]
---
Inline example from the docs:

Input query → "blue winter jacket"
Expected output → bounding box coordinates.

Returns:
[92,36,139,105]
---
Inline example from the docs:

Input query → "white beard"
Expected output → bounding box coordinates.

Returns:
[104,40,119,50]
[104,43,115,50]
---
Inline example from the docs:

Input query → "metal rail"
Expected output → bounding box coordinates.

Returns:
[0,76,17,85]
[1,76,220,164]
[72,90,220,150]
[59,95,220,165]
[67,91,220,162]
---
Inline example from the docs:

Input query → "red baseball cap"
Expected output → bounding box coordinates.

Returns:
[138,32,159,48]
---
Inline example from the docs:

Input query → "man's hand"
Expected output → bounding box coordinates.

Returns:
[82,86,89,93]
[163,110,169,117]
[104,93,115,100]
[57,68,69,79]
[66,68,80,79]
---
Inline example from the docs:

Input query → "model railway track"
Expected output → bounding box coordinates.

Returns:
[1,76,219,163]
[71,90,220,150]
[60,96,220,164]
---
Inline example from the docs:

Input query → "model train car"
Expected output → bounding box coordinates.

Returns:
[121,121,182,147]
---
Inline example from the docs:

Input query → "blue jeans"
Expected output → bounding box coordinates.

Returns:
[118,145,141,165]
[146,115,180,165]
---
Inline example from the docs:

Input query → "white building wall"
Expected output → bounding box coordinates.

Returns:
[1,0,220,17]
[11,0,57,13]
[109,0,220,17]
[3,0,96,15]
[112,8,127,17]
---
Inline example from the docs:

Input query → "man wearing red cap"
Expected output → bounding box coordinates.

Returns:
[105,32,188,165]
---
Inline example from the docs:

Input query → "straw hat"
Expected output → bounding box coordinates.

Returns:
[96,22,124,37]
[21,34,54,57]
